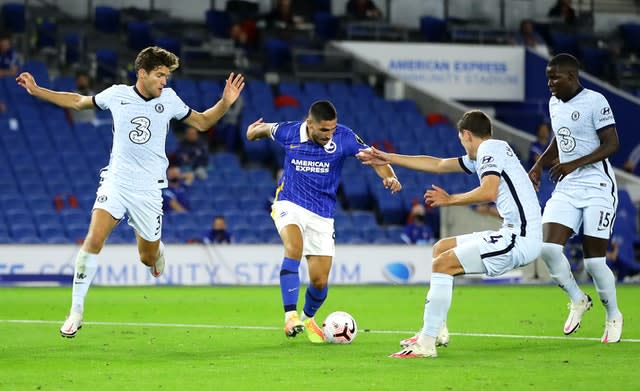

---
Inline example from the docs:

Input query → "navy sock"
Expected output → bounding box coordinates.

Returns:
[303,285,328,318]
[280,257,300,312]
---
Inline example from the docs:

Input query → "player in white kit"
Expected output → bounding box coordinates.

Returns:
[16,46,245,338]
[529,53,623,343]
[358,110,542,358]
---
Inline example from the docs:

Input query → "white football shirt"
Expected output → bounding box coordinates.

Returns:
[93,85,191,190]
[548,88,617,192]
[460,139,542,239]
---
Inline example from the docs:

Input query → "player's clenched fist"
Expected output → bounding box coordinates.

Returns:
[16,72,38,95]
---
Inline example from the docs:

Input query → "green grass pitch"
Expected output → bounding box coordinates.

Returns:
[0,284,637,390]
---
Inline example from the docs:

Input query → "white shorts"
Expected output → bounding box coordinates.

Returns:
[542,188,616,239]
[453,228,542,277]
[93,180,163,242]
[271,200,335,257]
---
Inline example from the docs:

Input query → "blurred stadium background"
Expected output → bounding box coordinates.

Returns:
[0,0,639,285]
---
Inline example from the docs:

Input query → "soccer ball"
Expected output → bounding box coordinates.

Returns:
[322,311,357,344]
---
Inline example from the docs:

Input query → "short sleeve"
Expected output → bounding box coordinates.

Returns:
[475,142,504,178]
[592,94,615,132]
[170,90,191,121]
[343,130,368,156]
[93,85,117,110]
[270,123,281,141]
[459,155,476,174]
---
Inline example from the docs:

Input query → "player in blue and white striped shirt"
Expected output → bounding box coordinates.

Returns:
[247,100,402,342]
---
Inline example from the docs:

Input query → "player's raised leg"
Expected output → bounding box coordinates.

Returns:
[301,255,332,343]
[278,225,304,337]
[61,209,118,338]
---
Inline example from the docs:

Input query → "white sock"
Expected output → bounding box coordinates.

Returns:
[541,242,584,303]
[284,310,298,322]
[71,249,98,315]
[584,257,621,319]
[421,273,454,337]
[300,313,310,321]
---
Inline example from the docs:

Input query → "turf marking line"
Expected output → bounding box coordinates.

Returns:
[2,319,638,343]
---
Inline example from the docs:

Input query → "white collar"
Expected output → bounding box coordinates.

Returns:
[299,121,309,142]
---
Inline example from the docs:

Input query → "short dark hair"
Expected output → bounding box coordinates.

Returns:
[548,53,580,72]
[134,46,179,73]
[457,110,492,138]
[309,100,337,122]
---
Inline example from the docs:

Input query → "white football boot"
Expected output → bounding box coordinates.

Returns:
[60,311,83,338]
[390,335,437,358]
[563,294,592,335]
[601,314,623,343]
[400,322,449,348]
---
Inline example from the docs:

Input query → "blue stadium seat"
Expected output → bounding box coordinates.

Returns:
[63,33,83,65]
[419,16,447,42]
[373,190,406,225]
[550,32,579,56]
[66,224,87,243]
[350,211,377,227]
[205,9,231,38]
[155,36,181,56]
[232,227,260,244]
[341,177,371,210]
[36,17,57,49]
[264,38,291,71]
[314,12,339,41]
[95,6,120,34]
[619,23,640,54]
[2,2,25,33]
[95,49,118,80]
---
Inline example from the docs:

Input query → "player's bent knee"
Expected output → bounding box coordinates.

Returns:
[432,238,455,259]
[431,257,456,275]
[283,244,303,259]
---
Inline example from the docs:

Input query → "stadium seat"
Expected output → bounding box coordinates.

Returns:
[95,49,118,80]
[1,2,25,33]
[419,16,447,42]
[35,17,57,49]
[154,36,181,56]
[95,6,120,34]
[63,33,83,65]
[550,32,579,56]
[314,12,339,41]
[205,9,231,38]
[264,38,292,71]
[619,23,640,54]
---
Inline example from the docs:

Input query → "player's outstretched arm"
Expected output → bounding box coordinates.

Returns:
[426,175,499,208]
[185,72,245,131]
[246,118,276,141]
[357,146,463,174]
[16,72,94,110]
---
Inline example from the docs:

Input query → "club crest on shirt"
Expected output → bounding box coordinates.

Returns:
[324,140,337,153]
[571,111,580,121]
[155,103,164,113]
[97,195,107,203]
